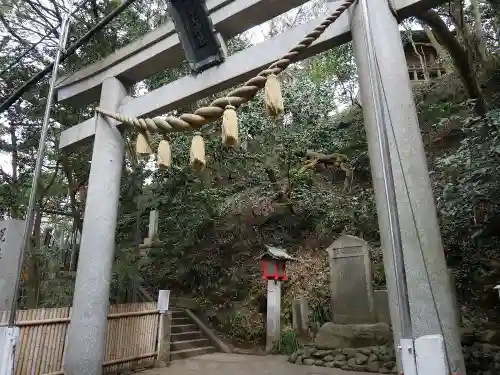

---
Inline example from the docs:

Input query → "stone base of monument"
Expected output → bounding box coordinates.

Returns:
[287,322,397,373]
[314,322,392,349]
[288,344,397,373]
[288,323,500,374]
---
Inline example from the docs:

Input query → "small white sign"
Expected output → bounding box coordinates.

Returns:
[157,290,170,313]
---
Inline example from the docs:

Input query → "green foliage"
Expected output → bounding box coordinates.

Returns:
[307,44,358,106]
[372,262,387,289]
[432,106,500,312]
[309,303,330,333]
[219,311,266,344]
[275,328,303,355]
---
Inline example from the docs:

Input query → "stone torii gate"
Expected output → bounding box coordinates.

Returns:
[55,0,464,374]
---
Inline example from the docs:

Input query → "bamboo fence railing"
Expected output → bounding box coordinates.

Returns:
[0,302,159,375]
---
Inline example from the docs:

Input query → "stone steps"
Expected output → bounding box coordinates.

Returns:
[170,310,216,360]
[171,331,204,341]
[171,338,211,351]
[171,323,198,333]
[172,316,193,325]
[170,346,217,360]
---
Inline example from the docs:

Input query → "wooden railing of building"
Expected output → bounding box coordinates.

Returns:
[407,63,447,83]
[0,302,159,375]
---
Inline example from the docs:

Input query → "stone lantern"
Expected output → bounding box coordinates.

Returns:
[255,245,297,352]
[257,245,296,281]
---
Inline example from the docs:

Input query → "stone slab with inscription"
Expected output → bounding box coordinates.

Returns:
[326,235,376,324]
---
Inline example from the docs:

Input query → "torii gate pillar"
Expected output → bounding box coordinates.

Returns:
[64,77,127,375]
[351,0,465,373]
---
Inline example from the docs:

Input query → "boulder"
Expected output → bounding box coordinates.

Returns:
[303,358,315,365]
[334,354,346,362]
[307,347,318,356]
[334,360,347,367]
[312,349,330,357]
[384,361,396,370]
[360,347,373,355]
[356,353,368,364]
[343,348,358,358]
[315,322,392,349]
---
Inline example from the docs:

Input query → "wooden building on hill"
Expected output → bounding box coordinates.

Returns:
[401,29,448,83]
[355,29,450,105]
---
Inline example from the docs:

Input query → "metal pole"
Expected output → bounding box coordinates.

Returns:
[8,0,75,327]
[358,0,413,339]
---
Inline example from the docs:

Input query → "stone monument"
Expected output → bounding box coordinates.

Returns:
[326,235,376,324]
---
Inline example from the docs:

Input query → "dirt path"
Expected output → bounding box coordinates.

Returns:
[140,353,382,375]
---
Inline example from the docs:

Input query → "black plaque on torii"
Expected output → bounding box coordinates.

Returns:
[167,0,225,74]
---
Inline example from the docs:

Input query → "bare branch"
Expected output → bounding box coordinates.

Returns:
[0,12,30,45]
[26,0,60,38]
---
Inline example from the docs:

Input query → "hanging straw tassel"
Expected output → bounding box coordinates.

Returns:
[222,104,239,148]
[136,130,153,155]
[157,138,172,170]
[264,74,284,117]
[190,132,206,171]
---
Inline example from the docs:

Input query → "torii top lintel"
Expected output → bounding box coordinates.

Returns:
[57,0,445,151]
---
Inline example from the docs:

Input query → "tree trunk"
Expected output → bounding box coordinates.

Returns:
[25,208,42,308]
[407,30,429,80]
[450,0,485,66]
[470,0,488,62]
[263,156,293,212]
[416,9,487,116]
[61,155,84,271]
[422,25,454,74]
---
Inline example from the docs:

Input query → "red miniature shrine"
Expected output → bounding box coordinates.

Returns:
[256,245,297,281]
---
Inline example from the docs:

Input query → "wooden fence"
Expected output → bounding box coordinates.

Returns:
[0,302,159,375]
